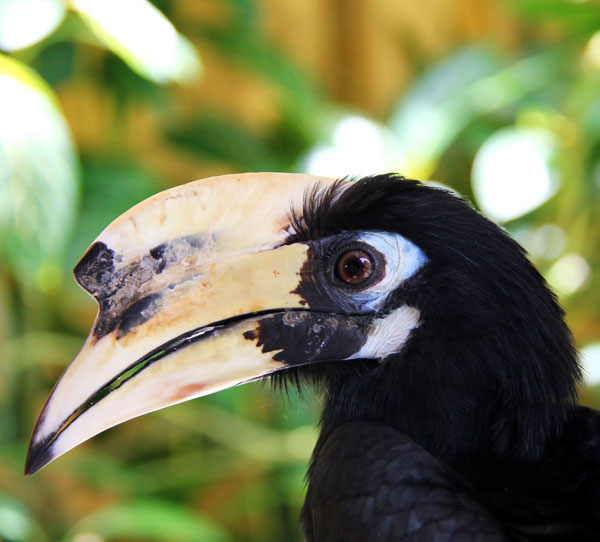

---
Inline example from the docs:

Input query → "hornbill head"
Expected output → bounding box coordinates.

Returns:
[25,172,580,475]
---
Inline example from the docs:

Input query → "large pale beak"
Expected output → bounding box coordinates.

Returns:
[26,172,365,475]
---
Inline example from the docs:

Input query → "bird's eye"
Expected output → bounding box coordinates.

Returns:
[336,250,374,285]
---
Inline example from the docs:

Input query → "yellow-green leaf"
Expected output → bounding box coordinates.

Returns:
[71,0,201,84]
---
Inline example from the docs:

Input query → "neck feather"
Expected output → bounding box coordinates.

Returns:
[316,275,580,465]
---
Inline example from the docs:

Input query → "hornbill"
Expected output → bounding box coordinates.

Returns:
[25,173,599,540]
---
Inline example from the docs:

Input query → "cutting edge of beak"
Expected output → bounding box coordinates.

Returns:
[25,172,355,475]
[25,307,308,476]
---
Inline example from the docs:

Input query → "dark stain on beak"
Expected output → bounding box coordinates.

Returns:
[74,241,118,296]
[74,236,210,341]
[116,294,161,338]
[149,235,207,275]
[244,311,370,365]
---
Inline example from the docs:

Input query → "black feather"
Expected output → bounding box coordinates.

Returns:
[302,422,511,541]
[290,174,579,462]
[278,174,595,539]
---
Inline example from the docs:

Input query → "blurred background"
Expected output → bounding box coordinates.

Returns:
[1,0,600,540]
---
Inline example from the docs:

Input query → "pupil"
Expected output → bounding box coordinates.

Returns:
[336,249,373,285]
[345,259,362,277]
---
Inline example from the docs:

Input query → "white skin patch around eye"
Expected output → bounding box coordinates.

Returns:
[348,305,421,360]
[348,231,428,311]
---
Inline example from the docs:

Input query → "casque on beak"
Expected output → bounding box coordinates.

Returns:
[26,172,367,475]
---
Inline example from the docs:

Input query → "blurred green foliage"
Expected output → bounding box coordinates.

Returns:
[1,0,600,541]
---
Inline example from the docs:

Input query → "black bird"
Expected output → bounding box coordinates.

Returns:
[25,173,599,540]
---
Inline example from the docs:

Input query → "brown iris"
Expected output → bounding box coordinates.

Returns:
[336,250,373,285]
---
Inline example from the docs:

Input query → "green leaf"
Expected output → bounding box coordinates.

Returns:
[157,400,316,464]
[504,0,600,24]
[0,494,30,542]
[64,499,231,542]
[219,0,259,35]
[71,0,201,84]
[0,0,65,52]
[31,41,75,86]
[388,47,501,177]
[389,46,564,178]
[198,26,325,139]
[99,53,166,107]
[0,493,47,542]
[0,54,78,291]
[166,113,284,171]
[1,331,82,369]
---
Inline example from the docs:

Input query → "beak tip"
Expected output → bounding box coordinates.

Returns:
[24,438,53,476]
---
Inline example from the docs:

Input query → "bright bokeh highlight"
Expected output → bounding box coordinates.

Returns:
[301,115,405,178]
[517,223,567,261]
[72,0,201,83]
[546,253,592,297]
[0,54,78,288]
[472,127,558,222]
[0,0,64,51]
[581,343,600,385]
[584,31,600,71]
